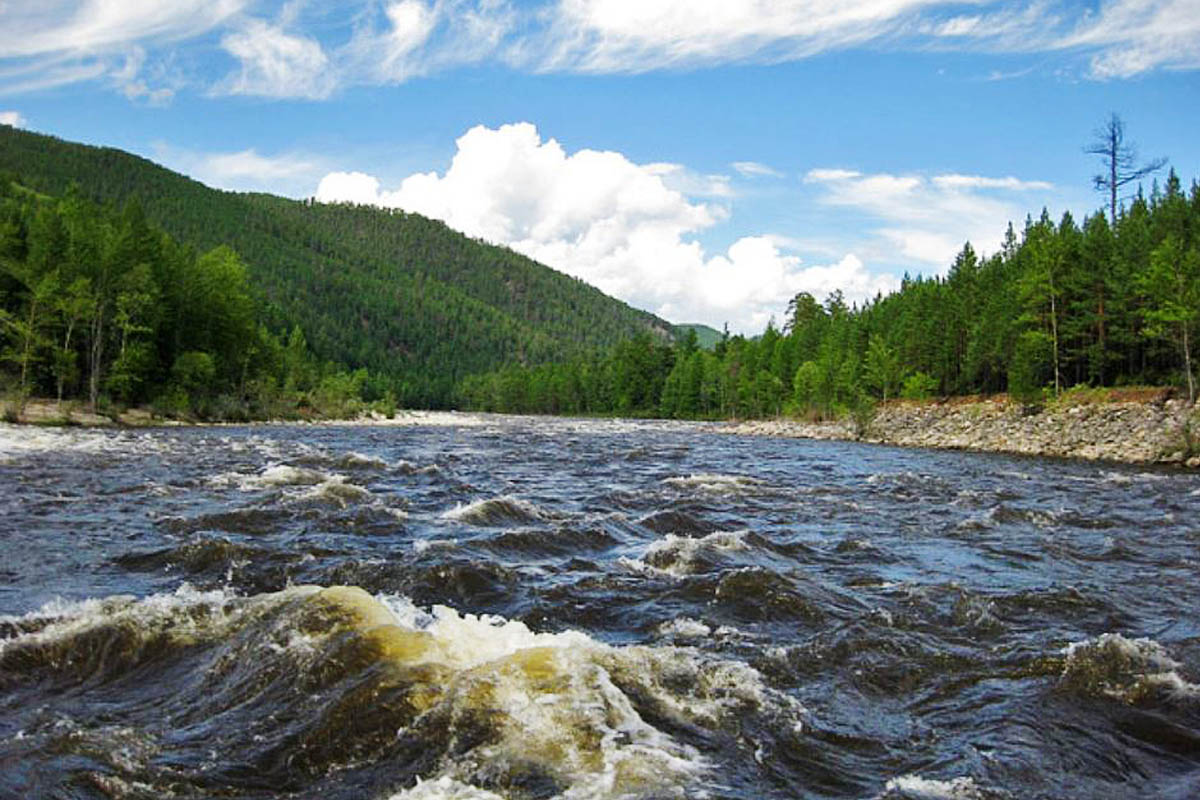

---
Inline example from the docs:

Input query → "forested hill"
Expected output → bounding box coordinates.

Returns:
[0,125,671,407]
[463,172,1200,420]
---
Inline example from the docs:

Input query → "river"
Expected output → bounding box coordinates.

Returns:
[1,415,1198,799]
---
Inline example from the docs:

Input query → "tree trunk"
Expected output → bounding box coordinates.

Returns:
[1049,271,1061,396]
[89,304,104,412]
[1110,151,1118,225]
[1183,322,1195,405]
[56,319,76,406]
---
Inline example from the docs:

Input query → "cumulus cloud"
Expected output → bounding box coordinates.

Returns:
[0,110,27,127]
[316,122,893,331]
[805,166,1056,268]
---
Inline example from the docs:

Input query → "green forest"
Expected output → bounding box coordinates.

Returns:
[460,171,1200,420]
[3,124,1197,425]
[0,178,373,420]
[0,125,671,410]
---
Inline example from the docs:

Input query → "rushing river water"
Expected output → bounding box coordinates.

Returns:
[2,415,1199,800]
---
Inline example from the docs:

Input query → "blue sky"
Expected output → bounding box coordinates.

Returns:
[2,1,1198,332]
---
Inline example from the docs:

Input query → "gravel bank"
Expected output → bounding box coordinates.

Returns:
[724,397,1200,466]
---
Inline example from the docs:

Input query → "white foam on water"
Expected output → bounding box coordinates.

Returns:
[335,451,387,469]
[413,538,456,554]
[369,593,745,797]
[395,459,441,475]
[0,583,269,659]
[2,583,802,799]
[386,776,506,800]
[662,473,765,495]
[0,425,126,462]
[210,464,336,491]
[440,495,549,525]
[881,774,1006,799]
[1061,633,1200,704]
[656,617,712,640]
[290,477,372,507]
[624,530,750,578]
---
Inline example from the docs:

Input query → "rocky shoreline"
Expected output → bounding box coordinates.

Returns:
[724,396,1200,467]
[9,394,1200,467]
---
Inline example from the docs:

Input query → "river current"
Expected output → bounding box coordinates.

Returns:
[1,415,1199,799]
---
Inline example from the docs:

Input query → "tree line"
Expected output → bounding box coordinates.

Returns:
[0,178,373,420]
[0,125,672,410]
[459,170,1200,418]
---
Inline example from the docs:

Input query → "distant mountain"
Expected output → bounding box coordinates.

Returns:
[0,125,672,407]
[672,323,724,350]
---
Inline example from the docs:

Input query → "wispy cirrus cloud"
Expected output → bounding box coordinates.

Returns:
[2,1,1199,100]
[804,167,1057,268]
[217,18,335,99]
[0,0,249,98]
[732,161,784,179]
[152,141,327,196]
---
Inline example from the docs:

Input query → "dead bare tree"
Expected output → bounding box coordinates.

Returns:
[1085,113,1167,224]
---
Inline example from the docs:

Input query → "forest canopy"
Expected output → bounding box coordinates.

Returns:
[0,179,369,420]
[461,171,1200,419]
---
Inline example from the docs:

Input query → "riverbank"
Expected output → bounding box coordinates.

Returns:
[2,398,482,429]
[10,393,1200,467]
[724,392,1200,467]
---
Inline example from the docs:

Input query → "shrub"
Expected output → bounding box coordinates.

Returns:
[901,371,938,400]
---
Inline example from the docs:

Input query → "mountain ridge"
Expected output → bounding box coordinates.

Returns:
[0,124,672,406]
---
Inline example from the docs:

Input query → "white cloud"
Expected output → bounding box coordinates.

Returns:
[155,143,326,196]
[931,173,1053,191]
[0,109,26,127]
[315,122,893,331]
[806,167,1057,269]
[525,0,1200,80]
[218,19,334,99]
[108,46,175,105]
[732,161,784,179]
[338,0,437,85]
[2,1,1199,99]
[1066,0,1200,78]
[804,168,862,183]
[532,0,956,72]
[0,0,249,59]
[122,80,174,105]
[0,0,249,97]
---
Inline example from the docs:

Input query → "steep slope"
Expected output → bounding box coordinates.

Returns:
[0,125,671,406]
[671,323,723,350]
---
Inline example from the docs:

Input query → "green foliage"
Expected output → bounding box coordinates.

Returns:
[0,177,368,421]
[849,392,877,439]
[864,336,901,401]
[0,125,673,408]
[457,170,1200,423]
[6,126,1200,424]
[900,372,938,400]
[1008,331,1051,406]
